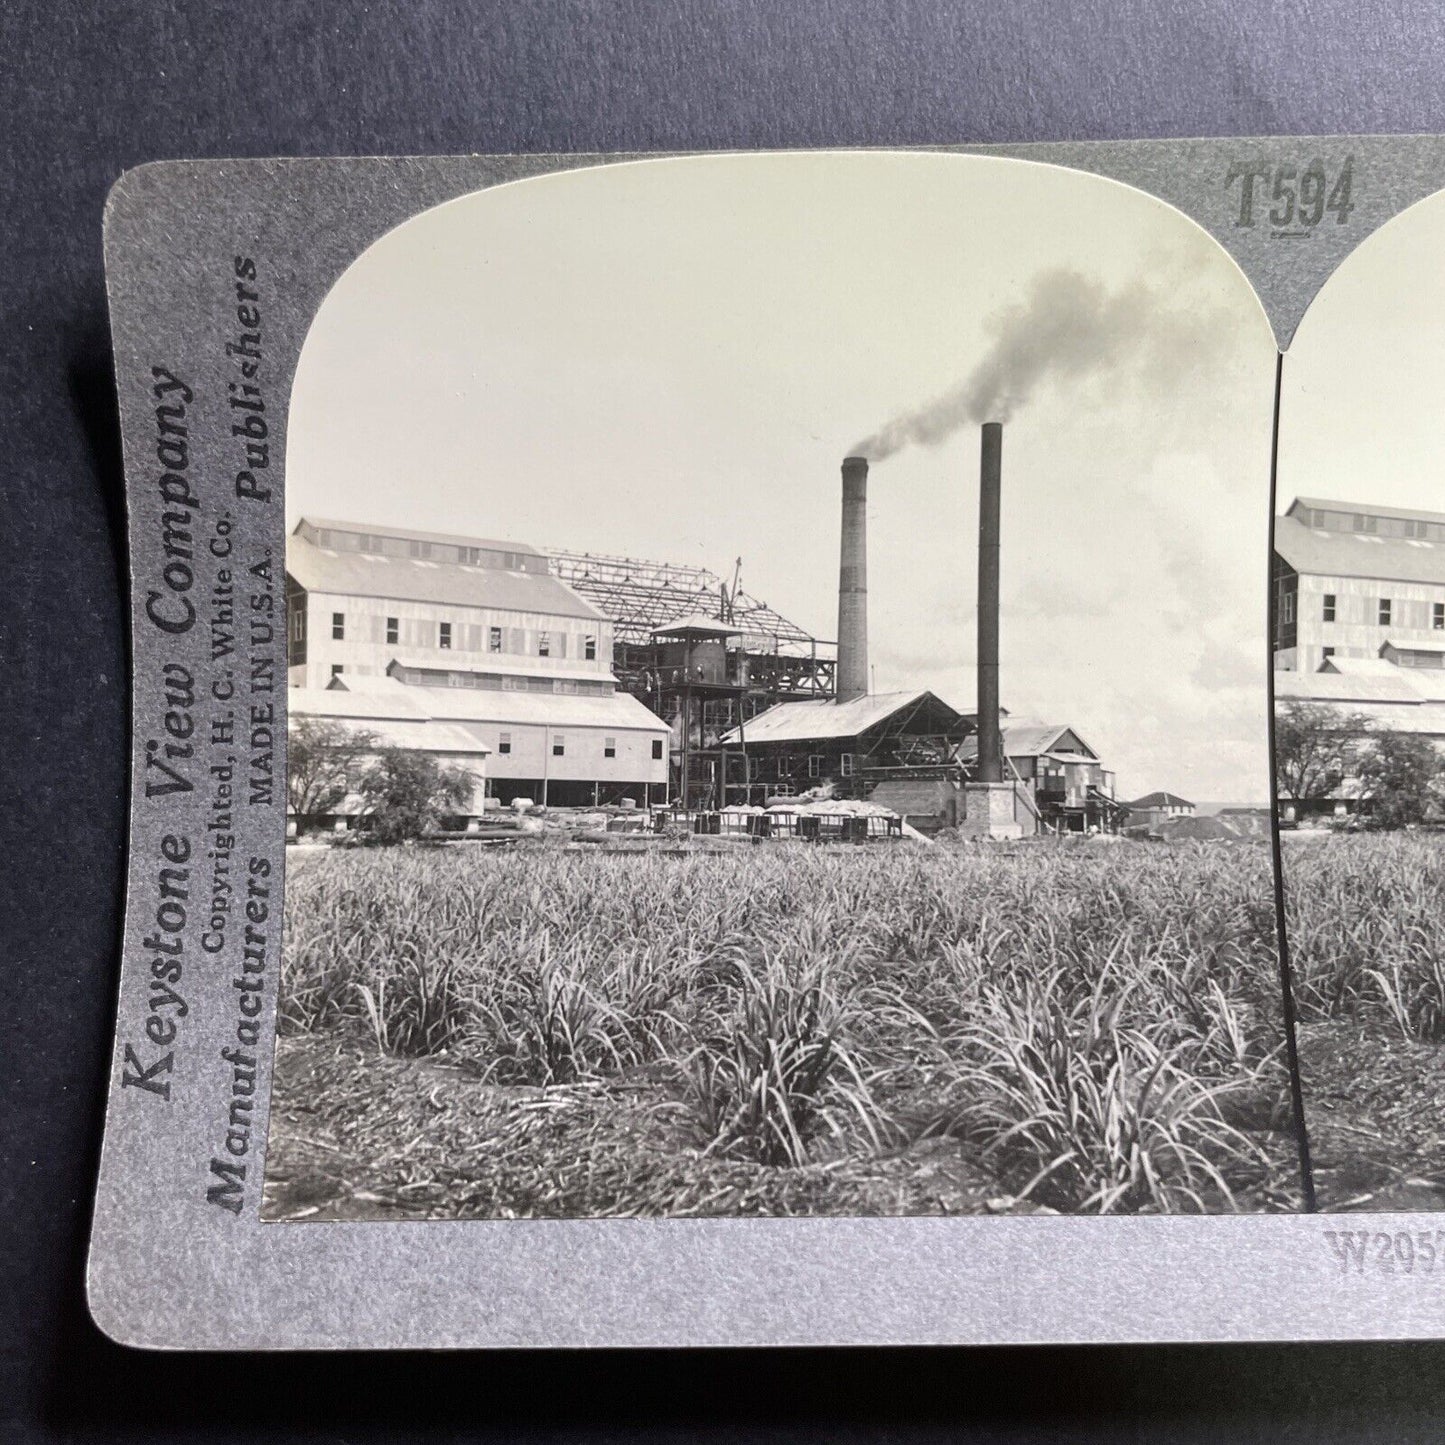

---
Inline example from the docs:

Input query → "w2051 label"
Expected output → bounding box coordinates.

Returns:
[1326,1229,1445,1275]
[1224,156,1355,237]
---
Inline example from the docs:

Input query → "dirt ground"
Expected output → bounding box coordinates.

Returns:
[1299,1021,1445,1211]
[261,1031,1035,1221]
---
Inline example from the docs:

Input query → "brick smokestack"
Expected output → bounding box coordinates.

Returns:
[976,423,1003,783]
[837,456,869,703]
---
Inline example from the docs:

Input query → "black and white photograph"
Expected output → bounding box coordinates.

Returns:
[257,153,1298,1222]
[1274,187,1445,1212]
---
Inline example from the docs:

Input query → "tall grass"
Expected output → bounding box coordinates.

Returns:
[1284,834,1445,1040]
[281,841,1286,1212]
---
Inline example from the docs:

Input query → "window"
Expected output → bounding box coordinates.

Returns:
[408,540,432,558]
[538,631,551,657]
[447,672,463,687]
[651,739,664,760]
[386,616,399,645]
[1281,592,1295,625]
[290,609,305,643]
[1379,598,1393,626]
[331,664,344,678]
[604,737,616,758]
[489,626,503,652]
[1322,594,1336,623]
[439,621,452,650]
[808,755,823,778]
[1435,603,1444,631]
[552,735,566,756]
[1322,646,1335,660]
[840,753,855,777]
[584,635,597,661]
[332,611,345,640]
[498,731,511,755]
[1354,513,1378,533]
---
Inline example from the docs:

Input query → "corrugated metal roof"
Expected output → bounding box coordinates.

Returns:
[1288,497,1445,528]
[386,655,611,684]
[1274,514,1445,585]
[719,689,967,745]
[1322,656,1412,677]
[298,517,541,555]
[290,683,431,720]
[419,686,670,732]
[1399,670,1445,701]
[295,676,669,733]
[369,720,492,754]
[1281,665,1434,704]
[956,723,1098,762]
[1285,701,1445,736]
[287,533,605,620]
[1385,637,1445,654]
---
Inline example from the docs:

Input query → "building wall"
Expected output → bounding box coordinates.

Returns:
[1272,558,1298,659]
[1128,803,1192,829]
[440,717,667,787]
[867,779,960,831]
[289,588,613,690]
[1282,572,1445,673]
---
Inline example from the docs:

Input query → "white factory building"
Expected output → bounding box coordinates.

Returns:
[1274,494,1445,819]
[1273,495,1445,675]
[285,518,671,809]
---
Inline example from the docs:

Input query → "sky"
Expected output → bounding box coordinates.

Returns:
[1283,185,1445,518]
[288,152,1278,804]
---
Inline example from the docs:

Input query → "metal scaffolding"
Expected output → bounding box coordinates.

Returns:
[547,547,827,656]
[547,546,837,805]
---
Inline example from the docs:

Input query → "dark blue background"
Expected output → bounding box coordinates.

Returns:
[7,1,1445,1438]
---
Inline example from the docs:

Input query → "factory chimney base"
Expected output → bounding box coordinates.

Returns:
[960,781,1029,840]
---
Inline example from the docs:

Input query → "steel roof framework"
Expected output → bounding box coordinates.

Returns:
[547,547,831,655]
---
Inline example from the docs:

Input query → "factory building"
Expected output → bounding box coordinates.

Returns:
[286,681,492,827]
[285,519,670,808]
[959,724,1122,834]
[1122,791,1195,831]
[1276,656,1445,821]
[546,550,836,808]
[1273,496,1445,674]
[717,436,1120,836]
[1273,495,1445,819]
[723,687,978,817]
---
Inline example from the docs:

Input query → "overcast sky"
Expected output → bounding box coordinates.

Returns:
[288,152,1277,804]
[1284,185,1445,518]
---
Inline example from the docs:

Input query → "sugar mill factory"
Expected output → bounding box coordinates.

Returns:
[285,424,1134,839]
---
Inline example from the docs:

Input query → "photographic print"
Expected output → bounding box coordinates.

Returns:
[1275,189,1445,1212]
[260,153,1297,1223]
[96,139,1445,1349]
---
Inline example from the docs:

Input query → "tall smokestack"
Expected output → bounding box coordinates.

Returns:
[977,423,1003,783]
[837,456,869,703]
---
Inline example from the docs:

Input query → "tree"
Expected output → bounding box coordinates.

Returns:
[1355,731,1444,830]
[1273,699,1371,804]
[355,747,478,844]
[287,718,377,832]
